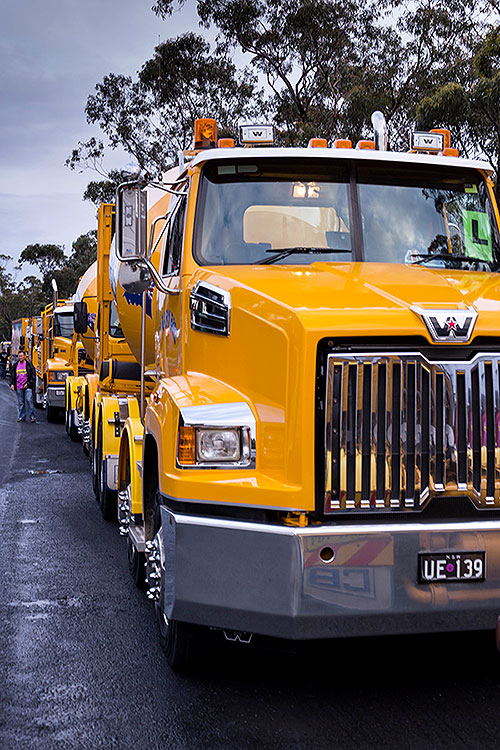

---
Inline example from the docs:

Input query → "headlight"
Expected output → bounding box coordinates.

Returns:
[197,428,240,462]
[178,425,251,466]
[49,370,71,382]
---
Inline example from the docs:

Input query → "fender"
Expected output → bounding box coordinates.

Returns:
[84,373,99,422]
[68,376,84,412]
[118,415,144,516]
[145,373,274,506]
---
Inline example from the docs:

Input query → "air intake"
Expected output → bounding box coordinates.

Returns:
[190,282,231,336]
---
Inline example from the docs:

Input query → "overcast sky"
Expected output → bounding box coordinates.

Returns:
[0,0,199,280]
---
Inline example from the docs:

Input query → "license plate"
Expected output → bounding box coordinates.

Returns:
[418,551,485,583]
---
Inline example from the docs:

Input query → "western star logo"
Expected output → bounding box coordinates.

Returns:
[411,306,478,342]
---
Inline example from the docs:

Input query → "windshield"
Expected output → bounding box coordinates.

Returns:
[53,312,73,338]
[194,160,500,269]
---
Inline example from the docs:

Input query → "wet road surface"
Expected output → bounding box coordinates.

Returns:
[1,378,500,749]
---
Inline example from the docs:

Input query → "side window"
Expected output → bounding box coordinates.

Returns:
[162,196,186,276]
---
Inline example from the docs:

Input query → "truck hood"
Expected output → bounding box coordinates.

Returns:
[195,262,500,338]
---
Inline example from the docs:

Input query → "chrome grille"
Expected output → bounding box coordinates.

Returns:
[324,353,500,512]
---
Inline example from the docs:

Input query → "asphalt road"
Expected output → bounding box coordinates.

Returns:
[2,377,500,749]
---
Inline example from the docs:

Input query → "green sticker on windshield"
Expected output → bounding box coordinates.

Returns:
[462,210,492,260]
[464,184,478,194]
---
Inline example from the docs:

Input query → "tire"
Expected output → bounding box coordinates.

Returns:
[97,419,117,521]
[158,609,191,671]
[68,410,80,442]
[90,418,99,499]
[34,378,43,410]
[64,388,70,434]
[46,405,58,423]
[151,488,192,670]
[127,535,146,589]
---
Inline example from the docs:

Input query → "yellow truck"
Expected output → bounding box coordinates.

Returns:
[107,115,500,668]
[26,315,44,408]
[38,279,92,422]
[63,263,98,441]
[72,204,151,521]
[10,317,29,362]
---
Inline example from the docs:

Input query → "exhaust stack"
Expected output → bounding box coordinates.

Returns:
[371,111,388,151]
[51,278,58,309]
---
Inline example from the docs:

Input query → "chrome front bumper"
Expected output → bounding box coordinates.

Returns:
[160,508,500,639]
[46,385,65,407]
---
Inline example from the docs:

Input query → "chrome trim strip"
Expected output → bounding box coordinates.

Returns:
[169,512,500,536]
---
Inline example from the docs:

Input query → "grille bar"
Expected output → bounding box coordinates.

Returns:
[324,353,500,513]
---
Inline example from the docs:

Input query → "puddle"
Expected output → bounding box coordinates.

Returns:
[8,597,83,609]
[27,469,63,475]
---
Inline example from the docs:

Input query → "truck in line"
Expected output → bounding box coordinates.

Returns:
[73,115,500,669]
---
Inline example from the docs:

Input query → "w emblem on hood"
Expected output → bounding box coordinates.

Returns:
[411,306,478,342]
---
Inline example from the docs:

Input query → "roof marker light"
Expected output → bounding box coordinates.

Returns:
[430,128,451,149]
[218,138,235,148]
[442,147,459,157]
[334,139,352,149]
[308,138,328,148]
[356,140,375,150]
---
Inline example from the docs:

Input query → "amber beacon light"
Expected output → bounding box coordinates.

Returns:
[194,118,218,150]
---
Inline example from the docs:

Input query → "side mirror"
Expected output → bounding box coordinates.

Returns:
[116,185,147,260]
[118,260,152,294]
[74,301,88,334]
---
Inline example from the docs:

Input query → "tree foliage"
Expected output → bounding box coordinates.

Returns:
[68,32,261,184]
[68,0,500,195]
[417,24,500,191]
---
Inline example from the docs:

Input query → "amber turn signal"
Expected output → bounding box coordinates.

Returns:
[178,425,196,465]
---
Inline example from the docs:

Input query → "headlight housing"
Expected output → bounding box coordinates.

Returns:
[49,370,71,382]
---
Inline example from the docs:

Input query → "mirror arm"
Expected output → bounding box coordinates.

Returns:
[143,258,179,295]
[147,214,169,259]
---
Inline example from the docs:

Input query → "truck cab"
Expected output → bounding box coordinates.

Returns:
[115,117,500,667]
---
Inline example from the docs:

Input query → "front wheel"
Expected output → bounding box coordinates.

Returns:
[158,610,191,670]
[148,523,192,670]
[34,377,43,410]
[68,410,80,442]
[46,405,58,423]
[127,536,146,589]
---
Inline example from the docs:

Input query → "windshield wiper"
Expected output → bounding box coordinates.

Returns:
[411,253,491,268]
[257,246,351,265]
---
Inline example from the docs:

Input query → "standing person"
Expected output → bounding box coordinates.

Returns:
[10,350,36,423]
[0,350,7,378]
